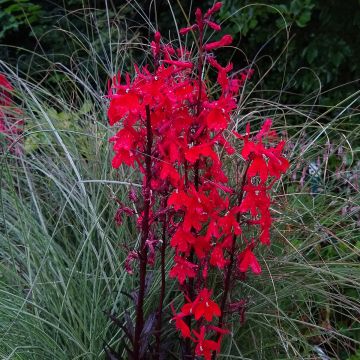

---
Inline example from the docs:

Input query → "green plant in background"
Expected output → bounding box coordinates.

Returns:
[24,100,95,154]
[0,0,138,90]
[0,0,42,40]
[2,0,359,106]
[215,0,360,101]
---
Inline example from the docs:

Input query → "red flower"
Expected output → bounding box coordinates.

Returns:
[267,140,289,179]
[192,235,212,259]
[210,244,229,269]
[124,250,139,275]
[240,184,271,217]
[202,96,237,130]
[205,20,221,31]
[204,35,233,51]
[237,247,262,274]
[240,184,272,245]
[185,142,219,165]
[167,189,189,211]
[217,208,242,236]
[236,120,289,182]
[179,24,198,35]
[109,127,142,168]
[159,162,181,186]
[204,2,222,18]
[182,288,221,322]
[247,156,268,183]
[107,92,142,126]
[171,303,191,338]
[193,326,220,360]
[204,108,227,130]
[0,74,14,106]
[162,59,193,69]
[168,186,215,232]
[0,73,24,155]
[170,227,196,254]
[169,255,198,284]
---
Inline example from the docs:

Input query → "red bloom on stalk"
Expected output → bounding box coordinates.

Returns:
[107,92,141,126]
[150,31,162,59]
[217,208,242,235]
[0,74,14,105]
[107,3,289,358]
[170,226,196,254]
[124,250,139,275]
[0,73,24,155]
[210,244,229,269]
[185,142,220,165]
[179,24,198,35]
[202,98,236,131]
[193,326,221,360]
[248,156,268,182]
[182,288,221,322]
[240,184,271,217]
[168,186,217,232]
[204,35,233,51]
[169,255,198,284]
[171,303,191,338]
[267,140,289,179]
[237,247,262,275]
[204,2,223,18]
[236,120,289,182]
[159,162,181,186]
[109,127,142,168]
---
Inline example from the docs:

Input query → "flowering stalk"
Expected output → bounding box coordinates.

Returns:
[185,9,206,358]
[107,3,289,359]
[154,197,168,359]
[133,105,153,359]
[217,162,250,331]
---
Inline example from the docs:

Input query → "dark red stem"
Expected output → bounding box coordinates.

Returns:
[133,105,153,360]
[154,197,168,359]
[212,163,250,360]
[184,25,205,360]
[196,25,204,115]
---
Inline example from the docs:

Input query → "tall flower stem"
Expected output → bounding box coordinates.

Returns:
[184,30,204,357]
[212,163,250,360]
[133,105,153,360]
[154,197,168,359]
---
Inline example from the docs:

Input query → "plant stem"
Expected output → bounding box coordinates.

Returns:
[184,27,204,360]
[212,163,250,360]
[154,197,168,359]
[196,29,204,116]
[133,105,153,360]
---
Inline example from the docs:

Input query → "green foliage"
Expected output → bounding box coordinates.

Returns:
[24,101,95,154]
[218,0,314,34]
[0,0,137,88]
[0,0,42,39]
[215,0,360,101]
[2,0,359,105]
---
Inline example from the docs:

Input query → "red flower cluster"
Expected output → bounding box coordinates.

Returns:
[0,74,23,154]
[107,3,288,359]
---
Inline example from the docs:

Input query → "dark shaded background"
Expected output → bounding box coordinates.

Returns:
[1,0,359,105]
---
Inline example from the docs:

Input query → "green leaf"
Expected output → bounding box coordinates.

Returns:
[296,10,312,27]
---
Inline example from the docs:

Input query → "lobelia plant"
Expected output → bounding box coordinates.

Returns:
[106,3,289,360]
[0,74,23,155]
